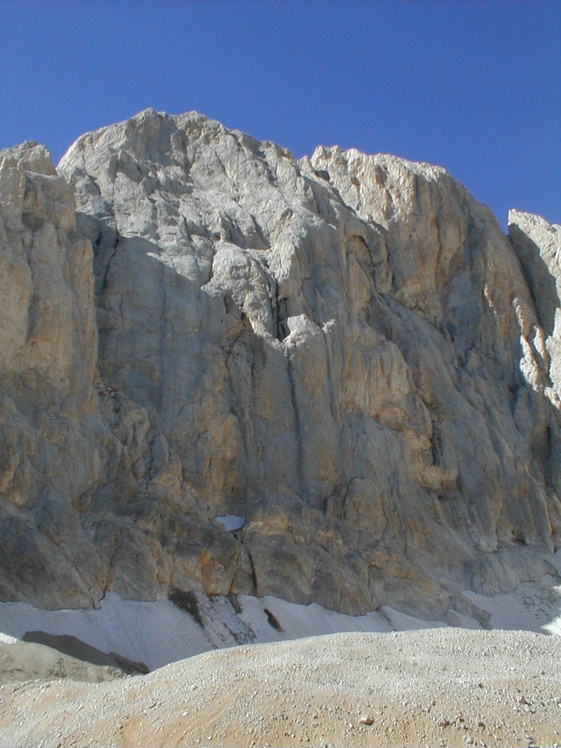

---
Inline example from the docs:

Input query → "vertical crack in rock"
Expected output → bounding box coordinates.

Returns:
[431,420,442,467]
[321,325,339,428]
[98,230,120,296]
[157,257,168,415]
[272,279,289,341]
[285,351,307,501]
[246,550,259,596]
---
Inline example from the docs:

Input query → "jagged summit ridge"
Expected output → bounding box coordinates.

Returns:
[0,110,560,621]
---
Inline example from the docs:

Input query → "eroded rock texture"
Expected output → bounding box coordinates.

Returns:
[1,110,560,619]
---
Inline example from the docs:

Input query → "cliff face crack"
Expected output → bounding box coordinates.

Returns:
[272,279,289,341]
[155,257,169,415]
[246,550,258,596]
[285,352,307,500]
[97,229,120,296]
[144,429,160,484]
[321,325,339,427]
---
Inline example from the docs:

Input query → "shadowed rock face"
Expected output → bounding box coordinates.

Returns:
[0,110,560,619]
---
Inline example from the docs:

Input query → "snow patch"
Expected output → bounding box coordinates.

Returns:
[0,569,559,672]
[214,515,245,531]
[0,632,18,645]
[462,576,561,636]
[0,593,446,671]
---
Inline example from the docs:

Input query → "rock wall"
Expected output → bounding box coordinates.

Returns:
[1,109,560,620]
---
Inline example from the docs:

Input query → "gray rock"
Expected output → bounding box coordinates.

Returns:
[0,109,559,620]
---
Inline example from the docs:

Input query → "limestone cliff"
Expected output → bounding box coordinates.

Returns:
[1,109,559,621]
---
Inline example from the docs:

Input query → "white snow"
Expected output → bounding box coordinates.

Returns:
[214,515,245,531]
[462,574,561,636]
[0,594,211,670]
[0,593,448,670]
[0,561,559,671]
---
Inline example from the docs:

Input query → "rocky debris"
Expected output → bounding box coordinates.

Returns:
[0,109,560,621]
[0,628,559,747]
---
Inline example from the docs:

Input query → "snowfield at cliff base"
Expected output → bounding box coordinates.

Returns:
[0,554,560,669]
[0,564,560,747]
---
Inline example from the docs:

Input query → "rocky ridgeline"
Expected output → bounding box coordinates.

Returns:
[1,109,560,621]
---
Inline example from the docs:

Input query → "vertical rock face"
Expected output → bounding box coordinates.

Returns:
[0,110,560,618]
[509,211,561,397]
[0,140,187,609]
[0,141,102,606]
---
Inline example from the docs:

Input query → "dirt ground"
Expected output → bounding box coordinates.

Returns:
[0,628,559,748]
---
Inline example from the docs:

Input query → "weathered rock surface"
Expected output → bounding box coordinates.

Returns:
[1,111,560,621]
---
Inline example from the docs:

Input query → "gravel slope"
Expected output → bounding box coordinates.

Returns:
[0,628,560,748]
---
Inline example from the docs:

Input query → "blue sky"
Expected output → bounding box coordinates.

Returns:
[0,0,559,229]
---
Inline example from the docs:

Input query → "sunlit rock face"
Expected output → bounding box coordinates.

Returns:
[1,109,560,620]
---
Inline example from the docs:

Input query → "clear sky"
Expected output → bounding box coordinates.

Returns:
[0,0,559,230]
